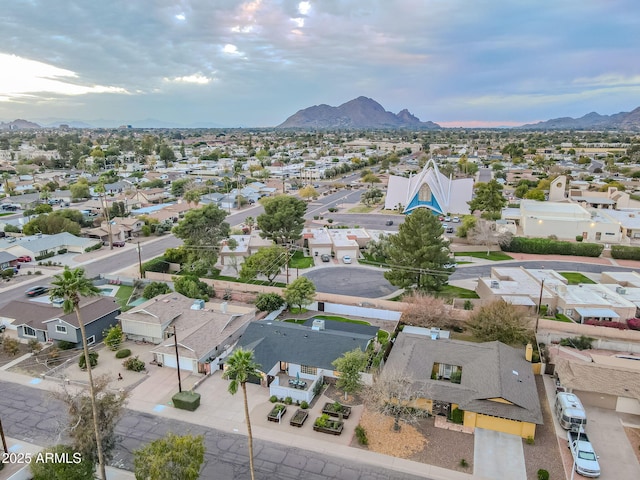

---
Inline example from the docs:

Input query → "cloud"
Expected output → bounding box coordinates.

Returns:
[164,74,215,84]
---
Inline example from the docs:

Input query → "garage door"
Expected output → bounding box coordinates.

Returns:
[162,355,194,372]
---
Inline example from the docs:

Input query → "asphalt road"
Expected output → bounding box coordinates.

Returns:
[0,380,427,480]
[303,266,397,298]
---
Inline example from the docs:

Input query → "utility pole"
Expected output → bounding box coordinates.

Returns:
[137,242,144,279]
[0,417,8,453]
[173,325,182,393]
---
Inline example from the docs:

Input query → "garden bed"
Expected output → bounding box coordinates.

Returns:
[313,414,344,435]
[322,401,351,419]
[267,404,287,422]
[289,409,308,427]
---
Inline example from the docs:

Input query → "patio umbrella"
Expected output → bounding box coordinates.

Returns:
[296,372,300,382]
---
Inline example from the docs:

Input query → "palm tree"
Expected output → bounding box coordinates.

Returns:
[49,267,106,480]
[222,348,261,480]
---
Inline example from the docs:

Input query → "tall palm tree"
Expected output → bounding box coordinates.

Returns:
[222,348,261,480]
[50,267,106,480]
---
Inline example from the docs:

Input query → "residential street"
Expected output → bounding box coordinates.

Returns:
[0,379,431,480]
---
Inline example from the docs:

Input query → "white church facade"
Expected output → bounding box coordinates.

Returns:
[384,159,474,215]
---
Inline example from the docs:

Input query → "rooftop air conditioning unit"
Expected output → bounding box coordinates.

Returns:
[490,280,500,288]
[616,286,627,295]
[312,319,325,331]
[190,299,205,310]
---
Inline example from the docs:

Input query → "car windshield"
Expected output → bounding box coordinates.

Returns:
[578,451,597,461]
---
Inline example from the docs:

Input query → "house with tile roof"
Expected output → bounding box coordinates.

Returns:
[117,293,256,373]
[0,296,120,347]
[233,319,378,403]
[384,332,543,438]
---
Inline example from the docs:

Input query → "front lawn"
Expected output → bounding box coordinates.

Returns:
[348,205,374,213]
[558,272,596,285]
[454,251,513,261]
[553,313,574,323]
[360,252,386,267]
[289,251,314,269]
[314,314,371,325]
[438,285,480,299]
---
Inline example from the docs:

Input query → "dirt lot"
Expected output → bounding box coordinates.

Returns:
[0,335,32,368]
[625,427,640,464]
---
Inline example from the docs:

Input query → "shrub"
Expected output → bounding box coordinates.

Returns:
[255,293,285,312]
[627,318,640,331]
[115,348,131,359]
[460,459,468,468]
[503,237,603,257]
[355,424,368,445]
[57,340,76,350]
[537,469,549,480]
[450,407,464,424]
[611,245,640,260]
[123,356,145,372]
[35,251,55,261]
[103,324,124,351]
[314,414,330,428]
[2,337,20,356]
[78,351,99,369]
[526,436,535,445]
[559,335,594,350]
[57,248,68,254]
[575,235,583,242]
[327,218,333,223]
[85,242,103,253]
[284,396,293,405]
[1,268,14,279]
[585,319,628,330]
[269,395,278,403]
[463,299,474,311]
[450,371,462,384]
[142,257,170,273]
[28,338,42,354]
[142,281,172,299]
[172,391,201,411]
[300,400,309,409]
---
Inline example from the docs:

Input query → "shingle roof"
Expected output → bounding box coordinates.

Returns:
[117,293,192,325]
[555,358,640,401]
[385,332,543,424]
[236,320,376,372]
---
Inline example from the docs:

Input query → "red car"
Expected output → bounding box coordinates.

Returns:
[17,256,32,262]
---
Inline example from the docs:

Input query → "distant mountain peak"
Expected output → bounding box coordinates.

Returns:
[277,97,440,129]
[0,119,41,130]
[520,107,640,130]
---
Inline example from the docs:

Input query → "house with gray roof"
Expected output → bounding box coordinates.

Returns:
[0,296,120,347]
[233,319,377,403]
[0,232,100,259]
[118,293,256,373]
[384,332,543,439]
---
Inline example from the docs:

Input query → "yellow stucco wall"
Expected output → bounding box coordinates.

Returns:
[465,412,536,439]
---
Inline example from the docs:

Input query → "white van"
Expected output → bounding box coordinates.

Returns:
[555,392,587,431]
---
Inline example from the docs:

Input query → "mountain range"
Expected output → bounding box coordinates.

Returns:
[277,96,441,129]
[520,107,640,130]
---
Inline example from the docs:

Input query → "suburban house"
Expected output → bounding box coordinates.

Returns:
[218,234,273,272]
[384,332,543,439]
[0,251,19,271]
[554,356,640,415]
[117,293,256,373]
[0,296,120,346]
[231,319,378,403]
[0,232,101,259]
[85,217,144,243]
[300,227,371,260]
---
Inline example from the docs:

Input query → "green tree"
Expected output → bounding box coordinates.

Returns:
[362,187,384,205]
[456,215,477,238]
[172,204,230,272]
[23,212,82,236]
[173,275,214,301]
[133,433,205,480]
[467,300,533,345]
[49,267,107,480]
[514,184,530,199]
[254,293,285,312]
[361,173,381,187]
[365,233,391,260]
[142,281,172,299]
[332,348,368,400]
[384,208,451,291]
[239,246,287,282]
[171,178,192,197]
[103,324,123,351]
[159,144,176,163]
[183,189,202,206]
[30,445,95,480]
[222,348,261,480]
[524,189,545,201]
[141,179,165,189]
[467,179,507,217]
[257,196,306,245]
[283,276,316,311]
[70,182,90,200]
[298,185,318,200]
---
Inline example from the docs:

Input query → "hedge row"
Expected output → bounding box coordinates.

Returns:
[503,237,603,257]
[611,245,640,260]
[142,256,170,273]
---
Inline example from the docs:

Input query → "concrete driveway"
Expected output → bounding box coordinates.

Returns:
[303,266,398,298]
[474,428,526,480]
[583,405,640,480]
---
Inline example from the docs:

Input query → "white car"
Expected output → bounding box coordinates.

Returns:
[342,255,352,264]
[452,216,460,223]
[444,216,451,222]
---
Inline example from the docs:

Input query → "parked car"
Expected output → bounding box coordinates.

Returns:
[342,255,352,264]
[444,216,451,222]
[0,324,5,333]
[25,286,49,297]
[438,216,444,221]
[385,220,394,226]
[320,254,331,262]
[452,216,460,223]
[17,256,32,262]
[568,428,600,478]
[445,226,454,234]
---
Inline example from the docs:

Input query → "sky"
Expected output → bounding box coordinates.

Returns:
[1,0,639,128]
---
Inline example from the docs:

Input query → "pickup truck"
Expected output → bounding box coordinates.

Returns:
[567,428,601,477]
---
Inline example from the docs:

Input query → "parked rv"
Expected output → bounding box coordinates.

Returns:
[555,392,587,431]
